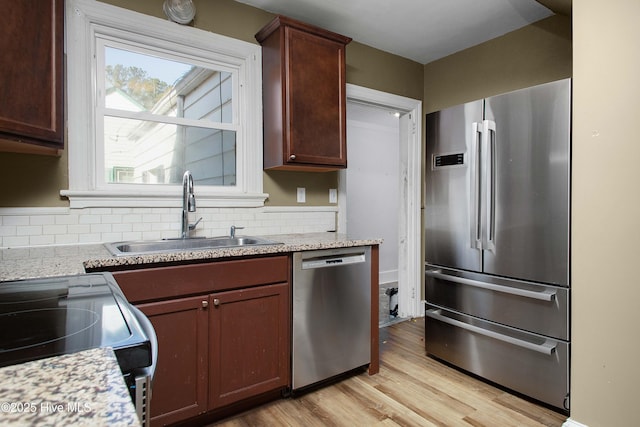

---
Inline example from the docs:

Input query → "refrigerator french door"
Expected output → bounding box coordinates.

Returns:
[424,78,571,411]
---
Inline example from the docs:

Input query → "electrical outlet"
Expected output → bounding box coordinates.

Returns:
[329,188,337,204]
[297,187,306,203]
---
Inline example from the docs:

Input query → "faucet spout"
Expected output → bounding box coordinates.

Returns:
[181,171,197,238]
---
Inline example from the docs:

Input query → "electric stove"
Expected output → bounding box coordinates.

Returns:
[0,272,151,373]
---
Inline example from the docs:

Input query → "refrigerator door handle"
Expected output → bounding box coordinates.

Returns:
[470,122,482,249]
[425,308,557,355]
[482,120,497,251]
[425,269,557,302]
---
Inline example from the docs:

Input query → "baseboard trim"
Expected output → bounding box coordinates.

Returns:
[563,418,589,427]
[380,270,398,285]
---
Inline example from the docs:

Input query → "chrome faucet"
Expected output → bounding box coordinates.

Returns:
[181,171,201,238]
[230,225,244,239]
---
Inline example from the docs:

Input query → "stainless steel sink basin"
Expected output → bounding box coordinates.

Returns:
[105,236,282,256]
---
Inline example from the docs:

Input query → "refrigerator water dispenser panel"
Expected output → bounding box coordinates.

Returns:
[433,153,465,169]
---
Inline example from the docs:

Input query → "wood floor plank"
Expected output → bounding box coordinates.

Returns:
[209,318,568,427]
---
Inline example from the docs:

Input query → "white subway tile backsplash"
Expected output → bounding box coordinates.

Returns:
[112,208,133,215]
[42,225,68,235]
[101,232,123,242]
[79,215,101,225]
[68,224,91,235]
[0,226,17,237]
[55,215,79,225]
[3,236,30,247]
[30,235,55,246]
[122,214,143,224]
[0,206,337,248]
[101,214,123,224]
[3,216,29,226]
[141,231,163,241]
[143,214,162,224]
[89,208,112,215]
[112,223,133,233]
[55,234,80,245]
[90,224,112,234]
[121,232,143,241]
[18,225,42,236]
[78,233,102,244]
[132,222,153,232]
[30,216,56,226]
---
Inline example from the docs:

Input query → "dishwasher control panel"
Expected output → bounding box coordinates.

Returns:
[301,251,366,269]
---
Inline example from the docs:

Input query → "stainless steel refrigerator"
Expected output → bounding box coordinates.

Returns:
[424,78,571,412]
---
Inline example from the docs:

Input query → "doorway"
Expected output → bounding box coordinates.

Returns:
[345,102,400,324]
[341,84,422,319]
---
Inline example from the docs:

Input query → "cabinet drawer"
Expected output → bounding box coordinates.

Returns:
[113,255,290,303]
[425,306,569,411]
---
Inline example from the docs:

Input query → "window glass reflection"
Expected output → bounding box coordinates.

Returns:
[103,46,235,185]
[104,117,236,186]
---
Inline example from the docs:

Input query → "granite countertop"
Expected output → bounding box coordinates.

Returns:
[0,232,380,425]
[0,347,140,426]
[0,232,381,282]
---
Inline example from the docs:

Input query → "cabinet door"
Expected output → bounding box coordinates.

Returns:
[285,26,347,167]
[137,296,209,427]
[209,283,290,408]
[0,0,64,151]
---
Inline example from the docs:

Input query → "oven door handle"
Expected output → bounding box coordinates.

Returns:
[426,308,557,355]
[130,305,157,383]
[425,269,556,302]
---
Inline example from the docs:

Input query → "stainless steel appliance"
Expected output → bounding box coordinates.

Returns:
[0,272,156,424]
[292,247,371,390]
[424,78,571,411]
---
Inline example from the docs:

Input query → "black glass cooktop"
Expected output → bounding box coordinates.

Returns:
[0,273,151,372]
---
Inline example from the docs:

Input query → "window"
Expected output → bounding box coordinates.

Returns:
[63,0,265,208]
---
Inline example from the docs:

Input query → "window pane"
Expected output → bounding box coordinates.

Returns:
[104,46,233,123]
[104,116,236,186]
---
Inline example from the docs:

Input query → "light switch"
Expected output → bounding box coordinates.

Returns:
[297,187,306,203]
[329,188,337,204]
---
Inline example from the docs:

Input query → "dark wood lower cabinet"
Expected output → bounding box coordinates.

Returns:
[138,296,209,426]
[111,255,291,427]
[209,283,290,409]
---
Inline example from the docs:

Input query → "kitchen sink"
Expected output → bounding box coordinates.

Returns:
[105,236,282,256]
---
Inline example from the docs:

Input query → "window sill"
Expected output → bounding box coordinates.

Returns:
[60,190,268,209]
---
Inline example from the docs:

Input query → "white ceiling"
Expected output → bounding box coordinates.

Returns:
[235,0,569,64]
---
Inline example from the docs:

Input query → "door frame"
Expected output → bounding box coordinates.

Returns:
[342,84,423,318]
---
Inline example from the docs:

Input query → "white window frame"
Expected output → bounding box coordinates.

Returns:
[63,0,266,208]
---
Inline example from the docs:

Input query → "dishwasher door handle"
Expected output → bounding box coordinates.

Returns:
[301,253,366,269]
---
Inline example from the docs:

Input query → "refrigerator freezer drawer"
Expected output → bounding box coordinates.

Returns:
[425,306,569,411]
[425,266,569,340]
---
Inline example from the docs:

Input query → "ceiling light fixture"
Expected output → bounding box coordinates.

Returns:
[163,0,196,25]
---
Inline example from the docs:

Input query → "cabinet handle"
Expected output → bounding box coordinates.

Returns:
[202,300,209,308]
[213,298,220,306]
[289,154,296,160]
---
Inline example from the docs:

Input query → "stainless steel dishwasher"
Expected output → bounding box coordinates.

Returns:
[292,246,371,391]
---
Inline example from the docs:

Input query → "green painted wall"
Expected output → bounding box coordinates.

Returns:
[0,0,423,207]
[423,14,572,113]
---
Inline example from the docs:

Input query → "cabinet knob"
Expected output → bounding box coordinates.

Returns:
[289,154,296,160]
[213,298,220,306]
[202,300,209,308]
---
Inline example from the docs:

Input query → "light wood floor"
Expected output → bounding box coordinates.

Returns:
[210,318,567,426]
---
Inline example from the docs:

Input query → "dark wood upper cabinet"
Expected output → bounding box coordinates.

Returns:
[256,16,351,171]
[0,0,64,155]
